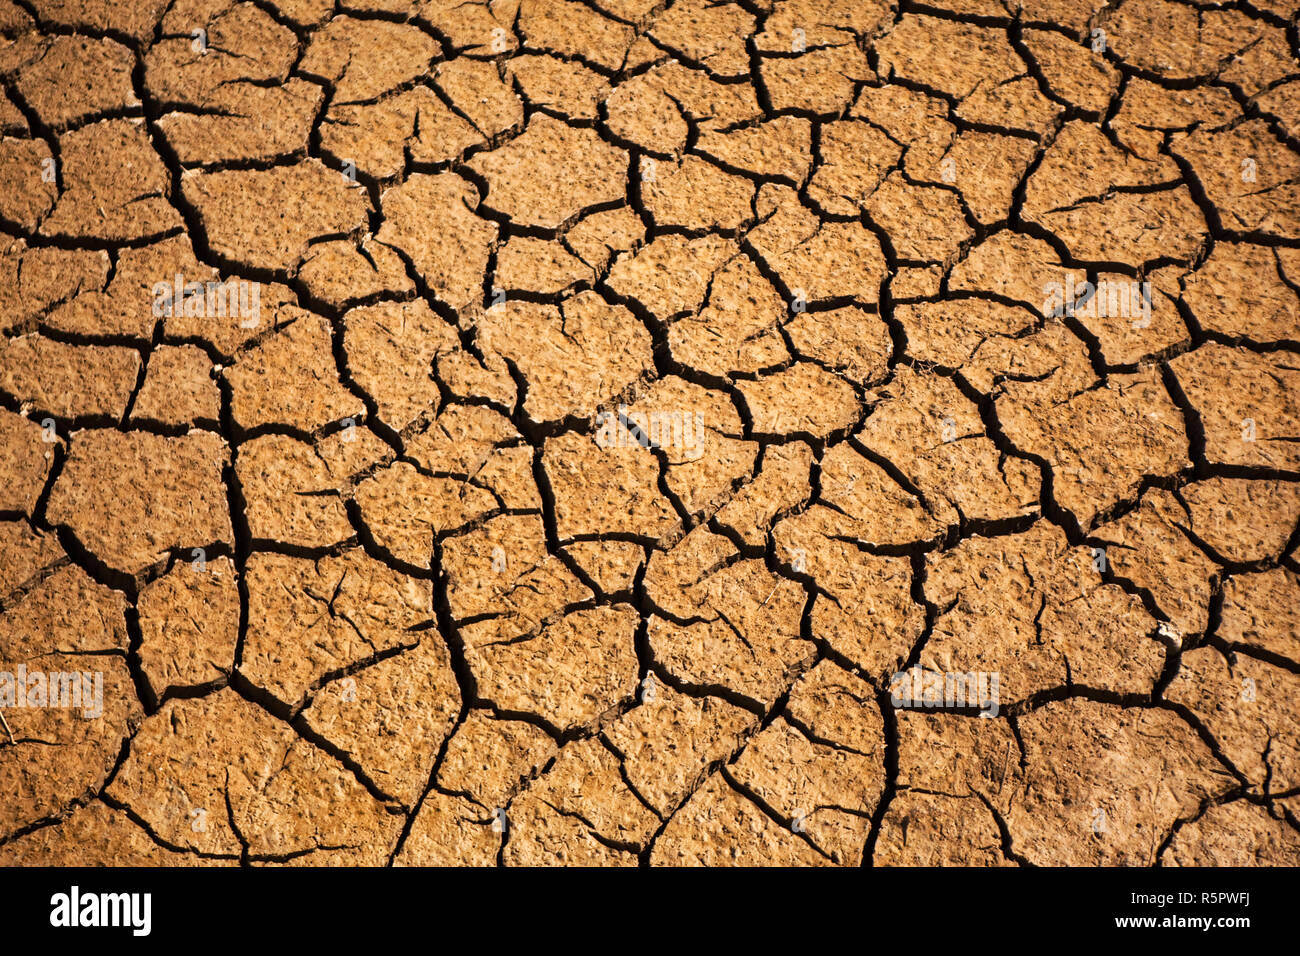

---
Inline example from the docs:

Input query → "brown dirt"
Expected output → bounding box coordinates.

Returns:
[1,0,1298,867]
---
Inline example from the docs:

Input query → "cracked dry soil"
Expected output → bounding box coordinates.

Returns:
[0,0,1298,868]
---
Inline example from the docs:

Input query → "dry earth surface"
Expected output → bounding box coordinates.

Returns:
[1,0,1299,867]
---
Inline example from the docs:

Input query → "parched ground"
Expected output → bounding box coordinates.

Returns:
[1,0,1298,868]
